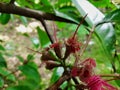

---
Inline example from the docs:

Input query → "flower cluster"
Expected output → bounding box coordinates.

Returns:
[71,58,117,90]
[40,15,117,90]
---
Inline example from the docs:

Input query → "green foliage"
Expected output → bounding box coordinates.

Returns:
[0,54,7,67]
[0,0,120,89]
[50,67,64,84]
[104,9,120,23]
[37,27,50,47]
[0,77,4,88]
[19,64,40,83]
[0,13,10,25]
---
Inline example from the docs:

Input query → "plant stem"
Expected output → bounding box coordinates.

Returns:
[79,26,95,57]
[100,74,120,77]
[73,14,87,39]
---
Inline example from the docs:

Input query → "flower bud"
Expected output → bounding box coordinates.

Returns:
[50,42,62,59]
[64,37,81,59]
[41,50,57,61]
[45,61,60,70]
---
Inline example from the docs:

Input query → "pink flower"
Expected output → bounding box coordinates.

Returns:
[71,58,96,79]
[85,75,117,90]
[71,67,81,77]
[79,58,96,81]
[64,36,81,59]
[66,36,81,53]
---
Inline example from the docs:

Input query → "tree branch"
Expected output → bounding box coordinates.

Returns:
[0,2,77,24]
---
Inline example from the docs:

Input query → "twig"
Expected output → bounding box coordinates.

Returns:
[79,26,95,57]
[40,18,54,43]
[100,74,120,77]
[27,47,41,54]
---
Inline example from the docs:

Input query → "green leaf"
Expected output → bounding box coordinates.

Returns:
[0,13,10,25]
[54,10,79,24]
[89,0,110,7]
[0,67,9,76]
[40,0,51,6]
[0,54,7,67]
[30,37,39,48]
[27,54,34,61]
[0,77,4,88]
[19,78,40,90]
[20,16,28,26]
[50,67,64,84]
[6,74,16,82]
[6,85,31,90]
[19,64,40,83]
[37,27,50,47]
[104,9,120,23]
[72,0,115,60]
[0,44,5,51]
[16,55,24,62]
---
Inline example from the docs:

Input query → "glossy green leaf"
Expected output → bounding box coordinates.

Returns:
[37,27,50,47]
[0,54,7,67]
[104,9,120,23]
[60,81,68,89]
[50,67,64,84]
[0,13,10,25]
[0,77,4,88]
[19,64,40,83]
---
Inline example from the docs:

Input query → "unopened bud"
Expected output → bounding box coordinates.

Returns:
[41,50,57,61]
[45,61,60,70]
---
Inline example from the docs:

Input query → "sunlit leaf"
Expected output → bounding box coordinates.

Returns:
[50,67,64,84]
[30,37,40,48]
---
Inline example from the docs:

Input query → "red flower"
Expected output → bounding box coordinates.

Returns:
[64,36,81,59]
[66,36,81,53]
[79,58,96,81]
[71,67,81,77]
[85,75,117,90]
